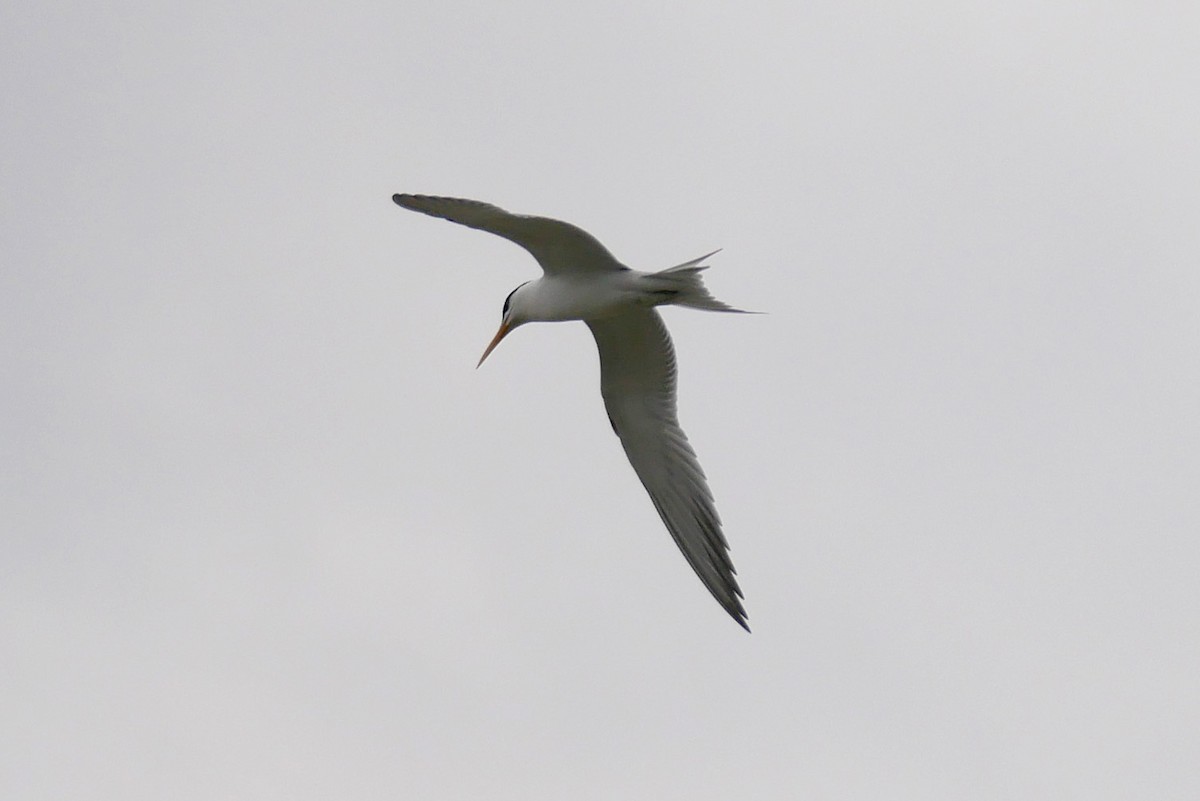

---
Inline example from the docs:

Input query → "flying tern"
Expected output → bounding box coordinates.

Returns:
[392,194,751,630]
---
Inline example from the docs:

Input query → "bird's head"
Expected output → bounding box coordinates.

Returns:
[477,281,532,368]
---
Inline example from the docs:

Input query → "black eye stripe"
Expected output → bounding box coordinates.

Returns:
[502,281,530,318]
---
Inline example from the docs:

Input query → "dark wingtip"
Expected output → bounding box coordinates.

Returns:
[392,193,405,205]
[733,608,751,632]
[723,593,751,632]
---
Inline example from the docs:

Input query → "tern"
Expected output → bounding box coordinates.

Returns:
[392,194,751,630]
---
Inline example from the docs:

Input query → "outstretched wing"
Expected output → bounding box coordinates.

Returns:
[586,308,748,630]
[393,194,626,276]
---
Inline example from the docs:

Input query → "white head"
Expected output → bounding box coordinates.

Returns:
[477,281,532,368]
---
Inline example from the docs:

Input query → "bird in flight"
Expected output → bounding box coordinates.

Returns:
[392,194,751,630]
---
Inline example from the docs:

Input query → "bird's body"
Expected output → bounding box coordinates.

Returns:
[392,193,751,630]
[501,259,735,322]
[503,271,636,322]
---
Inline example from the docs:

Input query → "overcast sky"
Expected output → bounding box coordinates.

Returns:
[3,2,1198,799]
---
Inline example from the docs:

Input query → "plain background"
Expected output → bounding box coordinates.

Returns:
[3,2,1197,799]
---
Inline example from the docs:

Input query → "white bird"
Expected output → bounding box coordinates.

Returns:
[392,194,751,630]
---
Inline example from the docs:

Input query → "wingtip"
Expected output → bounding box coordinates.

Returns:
[731,602,751,632]
[722,591,752,632]
[393,193,432,209]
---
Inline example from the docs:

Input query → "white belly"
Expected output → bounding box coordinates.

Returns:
[521,273,643,322]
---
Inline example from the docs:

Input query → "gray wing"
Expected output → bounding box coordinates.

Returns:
[392,194,626,276]
[586,309,748,630]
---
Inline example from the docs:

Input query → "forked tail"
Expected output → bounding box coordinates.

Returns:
[640,250,752,312]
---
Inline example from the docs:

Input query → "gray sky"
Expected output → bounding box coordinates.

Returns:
[3,2,1198,799]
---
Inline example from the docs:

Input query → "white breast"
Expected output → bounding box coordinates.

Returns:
[516,272,642,323]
